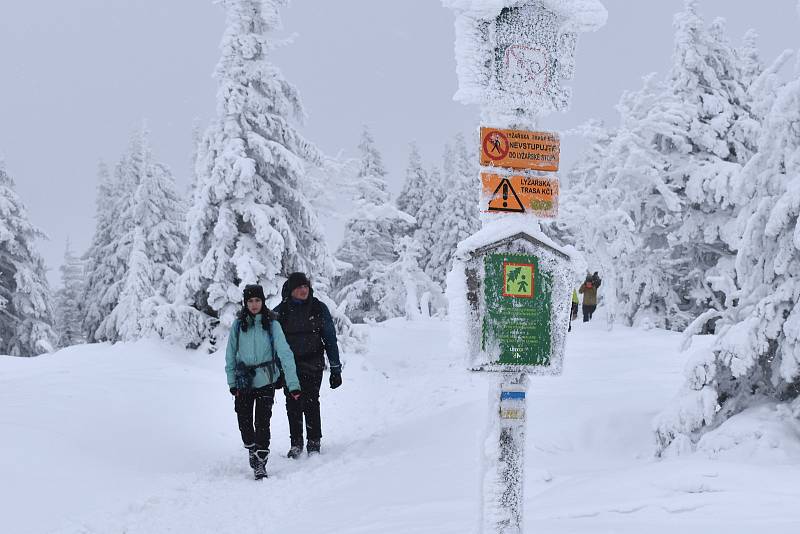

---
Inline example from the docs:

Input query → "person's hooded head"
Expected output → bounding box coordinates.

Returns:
[237,284,273,331]
[282,272,313,302]
[242,284,266,315]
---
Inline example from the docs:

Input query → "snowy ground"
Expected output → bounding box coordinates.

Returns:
[2,317,799,533]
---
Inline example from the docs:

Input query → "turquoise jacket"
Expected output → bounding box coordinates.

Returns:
[225,314,301,392]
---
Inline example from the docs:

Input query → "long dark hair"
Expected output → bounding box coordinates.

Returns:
[236,301,277,333]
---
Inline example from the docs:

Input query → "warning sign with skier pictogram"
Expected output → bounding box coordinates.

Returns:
[480,127,560,172]
[481,173,559,218]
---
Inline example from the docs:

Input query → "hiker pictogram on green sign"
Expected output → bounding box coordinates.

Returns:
[503,262,534,298]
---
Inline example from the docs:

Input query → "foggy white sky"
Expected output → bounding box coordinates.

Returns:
[0,0,797,287]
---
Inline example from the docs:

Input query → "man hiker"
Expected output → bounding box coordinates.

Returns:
[579,272,601,322]
[226,284,301,479]
[274,272,342,458]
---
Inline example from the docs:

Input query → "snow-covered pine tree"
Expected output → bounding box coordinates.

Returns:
[736,29,763,88]
[415,165,445,283]
[372,236,445,320]
[0,160,57,356]
[654,49,800,455]
[86,128,150,342]
[101,227,155,342]
[543,70,690,328]
[81,161,121,342]
[54,239,86,347]
[645,4,752,328]
[173,0,331,344]
[85,128,151,341]
[80,124,186,343]
[136,161,185,298]
[396,142,428,220]
[551,3,762,331]
[333,126,414,323]
[98,132,185,342]
[540,120,620,325]
[427,133,480,287]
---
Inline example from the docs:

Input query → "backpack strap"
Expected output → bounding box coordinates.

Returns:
[251,316,282,383]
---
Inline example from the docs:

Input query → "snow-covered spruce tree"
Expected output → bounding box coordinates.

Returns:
[81,160,125,342]
[54,239,86,347]
[98,136,185,342]
[736,29,763,89]
[372,237,445,320]
[415,165,445,283]
[188,117,203,200]
[173,0,331,345]
[332,127,414,323]
[101,227,155,342]
[654,50,800,455]
[83,128,153,342]
[642,3,756,329]
[426,133,480,287]
[540,120,621,325]
[135,160,185,298]
[547,74,695,329]
[88,126,184,342]
[0,161,57,356]
[548,3,762,331]
[396,142,428,220]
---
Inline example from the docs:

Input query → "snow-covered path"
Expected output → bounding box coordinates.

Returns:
[2,318,799,533]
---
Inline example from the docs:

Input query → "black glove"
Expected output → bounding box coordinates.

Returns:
[229,387,238,396]
[329,370,342,389]
[289,390,301,401]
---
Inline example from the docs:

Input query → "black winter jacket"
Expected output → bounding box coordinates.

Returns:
[273,290,341,375]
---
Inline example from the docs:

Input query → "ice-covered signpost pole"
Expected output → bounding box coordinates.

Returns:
[443,1,606,532]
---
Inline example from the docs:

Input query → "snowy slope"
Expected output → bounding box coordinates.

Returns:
[2,319,799,533]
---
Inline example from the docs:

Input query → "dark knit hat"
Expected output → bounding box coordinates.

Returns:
[243,284,266,303]
[286,272,311,294]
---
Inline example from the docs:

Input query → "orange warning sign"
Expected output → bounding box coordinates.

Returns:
[480,127,559,172]
[481,173,559,218]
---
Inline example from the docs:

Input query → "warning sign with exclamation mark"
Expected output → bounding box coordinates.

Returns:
[488,177,525,213]
[481,173,559,218]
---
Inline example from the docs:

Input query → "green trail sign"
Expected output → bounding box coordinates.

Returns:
[457,229,572,375]
[483,253,552,366]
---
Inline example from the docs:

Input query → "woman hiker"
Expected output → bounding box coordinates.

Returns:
[226,284,302,480]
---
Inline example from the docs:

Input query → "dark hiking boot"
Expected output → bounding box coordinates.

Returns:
[287,444,303,459]
[253,449,269,480]
[244,443,258,469]
[307,439,321,455]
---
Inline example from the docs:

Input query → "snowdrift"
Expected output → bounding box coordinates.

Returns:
[2,318,799,533]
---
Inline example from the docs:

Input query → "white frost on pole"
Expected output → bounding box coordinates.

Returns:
[443,2,604,532]
[443,0,607,122]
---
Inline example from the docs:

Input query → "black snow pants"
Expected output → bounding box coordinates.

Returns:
[234,385,275,449]
[582,304,597,322]
[284,370,323,445]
